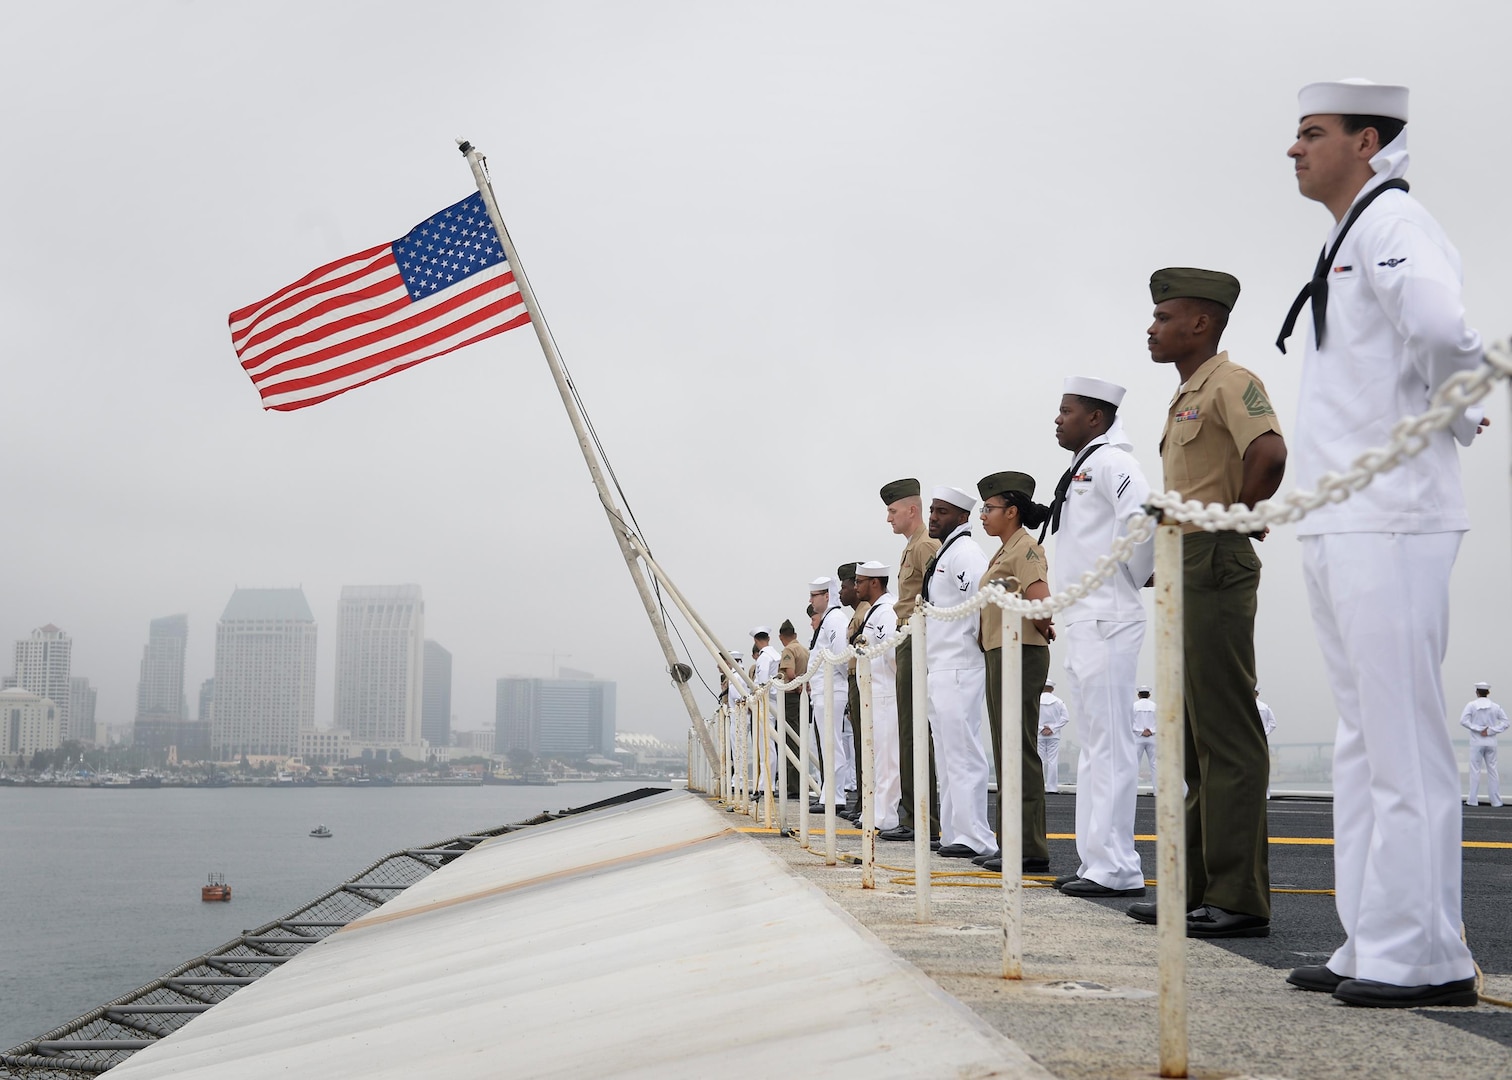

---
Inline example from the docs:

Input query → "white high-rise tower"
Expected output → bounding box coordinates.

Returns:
[13,625,72,739]
[335,585,425,750]
[212,589,317,758]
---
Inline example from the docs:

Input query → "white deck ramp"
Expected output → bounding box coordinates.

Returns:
[108,790,1046,1078]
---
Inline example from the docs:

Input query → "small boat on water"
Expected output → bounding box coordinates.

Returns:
[309,825,333,838]
[201,872,231,902]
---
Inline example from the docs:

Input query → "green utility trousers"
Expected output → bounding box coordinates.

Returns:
[894,635,940,836]
[985,644,1051,861]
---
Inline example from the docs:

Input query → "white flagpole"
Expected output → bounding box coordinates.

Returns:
[458,140,719,774]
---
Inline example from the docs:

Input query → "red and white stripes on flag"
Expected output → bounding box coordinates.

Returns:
[229,193,530,411]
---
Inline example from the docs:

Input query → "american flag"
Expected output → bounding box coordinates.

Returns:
[229,193,530,411]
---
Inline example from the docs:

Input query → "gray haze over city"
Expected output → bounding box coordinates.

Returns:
[3,2,1508,749]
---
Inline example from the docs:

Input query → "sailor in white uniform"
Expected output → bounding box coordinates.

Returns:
[1255,687,1278,798]
[1038,679,1070,793]
[806,576,855,805]
[923,485,996,859]
[854,562,901,831]
[1462,682,1508,808]
[751,627,782,795]
[1050,376,1156,897]
[1132,686,1157,796]
[726,650,748,790]
[1280,78,1488,1008]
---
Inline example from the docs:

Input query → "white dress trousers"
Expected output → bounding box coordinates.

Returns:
[1062,620,1145,890]
[1037,736,1061,793]
[1466,742,1501,807]
[1302,531,1476,987]
[870,684,901,831]
[927,667,996,853]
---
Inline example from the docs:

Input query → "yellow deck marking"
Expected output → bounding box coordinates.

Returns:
[741,829,1512,850]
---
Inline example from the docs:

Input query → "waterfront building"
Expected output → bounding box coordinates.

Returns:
[299,727,353,763]
[334,585,425,750]
[614,731,685,770]
[135,614,188,726]
[0,687,62,765]
[421,640,452,749]
[198,678,214,723]
[211,588,317,758]
[11,625,72,739]
[134,718,212,763]
[68,677,97,745]
[496,674,616,757]
[453,727,495,754]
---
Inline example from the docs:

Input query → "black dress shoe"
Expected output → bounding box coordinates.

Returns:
[1332,976,1477,1008]
[1287,965,1346,993]
[982,857,1002,872]
[1126,901,1205,925]
[1060,877,1146,898]
[937,843,983,859]
[877,826,914,841]
[929,839,942,852]
[1023,856,1050,873]
[971,850,1002,866]
[1186,905,1269,938]
[1052,873,1080,890]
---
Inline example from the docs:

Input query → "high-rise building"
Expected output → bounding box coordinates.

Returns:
[334,585,424,748]
[136,614,188,725]
[495,674,616,757]
[198,678,215,723]
[212,588,317,758]
[421,640,452,748]
[68,677,97,745]
[12,625,72,739]
[1,688,61,763]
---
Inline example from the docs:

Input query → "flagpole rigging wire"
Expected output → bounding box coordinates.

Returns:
[458,139,724,771]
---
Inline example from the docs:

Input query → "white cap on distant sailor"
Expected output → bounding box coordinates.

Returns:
[932,485,976,512]
[731,651,744,661]
[1298,78,1408,122]
[749,626,771,639]
[809,576,833,592]
[1476,681,1491,691]
[1137,685,1152,695]
[855,561,889,578]
[1063,376,1127,407]
[1044,678,1056,690]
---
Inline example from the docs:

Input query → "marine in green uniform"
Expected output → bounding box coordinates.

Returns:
[1139,267,1287,938]
[975,471,1056,874]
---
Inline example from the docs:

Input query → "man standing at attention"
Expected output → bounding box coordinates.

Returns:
[1132,686,1157,796]
[854,562,902,832]
[1462,682,1508,808]
[1038,679,1070,793]
[839,563,871,821]
[925,485,996,860]
[1050,377,1155,899]
[751,627,782,797]
[776,620,808,799]
[1279,79,1488,1008]
[877,479,942,843]
[806,576,854,811]
[1132,267,1286,939]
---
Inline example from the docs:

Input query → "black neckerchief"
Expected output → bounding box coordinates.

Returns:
[809,604,840,650]
[1276,177,1410,354]
[1044,440,1107,541]
[922,528,970,603]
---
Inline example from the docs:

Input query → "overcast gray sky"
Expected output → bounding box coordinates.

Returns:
[3,1,1508,749]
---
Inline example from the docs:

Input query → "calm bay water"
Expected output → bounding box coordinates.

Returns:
[0,781,661,1050]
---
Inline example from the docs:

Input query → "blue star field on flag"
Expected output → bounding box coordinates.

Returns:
[391,192,508,300]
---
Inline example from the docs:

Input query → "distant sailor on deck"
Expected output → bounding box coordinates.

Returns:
[854,562,901,832]
[1038,680,1069,793]
[776,620,808,799]
[1256,688,1278,799]
[877,478,942,844]
[806,576,854,808]
[840,563,871,821]
[1462,682,1508,808]
[925,485,995,860]
[1050,376,1155,899]
[1132,687,1157,796]
[1278,78,1487,1008]
[751,627,782,795]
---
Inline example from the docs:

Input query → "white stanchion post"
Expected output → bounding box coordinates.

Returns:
[1001,600,1023,979]
[777,689,789,832]
[720,705,731,808]
[910,610,931,922]
[822,661,838,866]
[799,687,812,849]
[1154,519,1187,1078]
[761,695,776,828]
[858,653,876,889]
